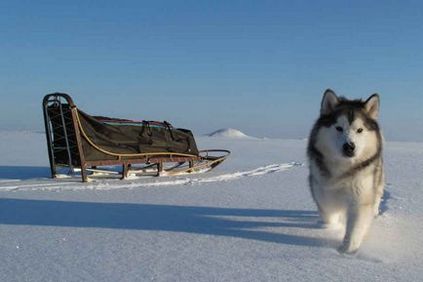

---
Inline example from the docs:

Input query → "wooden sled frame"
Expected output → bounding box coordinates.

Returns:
[43,93,230,182]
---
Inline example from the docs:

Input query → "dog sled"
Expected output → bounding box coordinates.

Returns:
[43,93,230,182]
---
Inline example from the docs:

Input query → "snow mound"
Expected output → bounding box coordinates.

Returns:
[207,128,251,139]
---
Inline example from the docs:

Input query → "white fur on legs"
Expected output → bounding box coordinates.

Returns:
[317,205,344,229]
[338,204,373,254]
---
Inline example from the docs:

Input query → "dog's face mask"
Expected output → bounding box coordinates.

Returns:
[317,90,380,162]
[332,114,375,159]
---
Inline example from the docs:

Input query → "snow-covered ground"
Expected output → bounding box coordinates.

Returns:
[0,130,422,281]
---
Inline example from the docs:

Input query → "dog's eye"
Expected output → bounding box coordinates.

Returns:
[357,128,363,134]
[335,126,343,132]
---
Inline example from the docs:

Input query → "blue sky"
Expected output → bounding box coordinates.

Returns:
[1,1,422,141]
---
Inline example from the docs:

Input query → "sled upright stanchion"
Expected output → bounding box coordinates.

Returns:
[69,102,88,181]
[43,93,87,180]
[43,97,57,178]
[42,92,230,182]
[157,162,163,176]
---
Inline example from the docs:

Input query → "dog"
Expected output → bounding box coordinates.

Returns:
[307,89,384,254]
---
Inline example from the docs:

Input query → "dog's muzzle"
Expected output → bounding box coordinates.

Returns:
[343,142,356,157]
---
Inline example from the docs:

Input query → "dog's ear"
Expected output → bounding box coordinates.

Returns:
[364,94,380,119]
[320,89,339,115]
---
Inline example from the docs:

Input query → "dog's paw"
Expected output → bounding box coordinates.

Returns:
[337,243,359,255]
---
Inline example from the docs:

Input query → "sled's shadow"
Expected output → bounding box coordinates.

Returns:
[0,198,334,248]
[0,166,51,180]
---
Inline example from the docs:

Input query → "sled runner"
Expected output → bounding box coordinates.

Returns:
[43,93,230,182]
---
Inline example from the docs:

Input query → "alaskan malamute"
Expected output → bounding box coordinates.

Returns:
[307,89,384,254]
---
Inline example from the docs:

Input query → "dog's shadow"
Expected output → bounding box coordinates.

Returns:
[0,198,335,248]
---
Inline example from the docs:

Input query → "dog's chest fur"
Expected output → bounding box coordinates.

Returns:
[310,157,381,203]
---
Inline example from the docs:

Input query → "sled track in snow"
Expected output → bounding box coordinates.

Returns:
[0,162,302,191]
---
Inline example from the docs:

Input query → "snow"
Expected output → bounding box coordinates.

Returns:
[0,130,422,281]
[207,128,252,139]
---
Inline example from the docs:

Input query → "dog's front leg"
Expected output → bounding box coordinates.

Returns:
[338,204,373,254]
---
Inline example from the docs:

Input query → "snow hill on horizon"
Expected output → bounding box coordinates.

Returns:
[206,128,253,139]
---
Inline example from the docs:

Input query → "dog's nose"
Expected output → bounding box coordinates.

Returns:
[343,142,355,157]
[344,142,355,150]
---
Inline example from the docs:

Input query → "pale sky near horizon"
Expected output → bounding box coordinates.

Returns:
[1,1,422,141]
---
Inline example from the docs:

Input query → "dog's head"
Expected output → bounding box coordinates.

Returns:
[313,89,382,162]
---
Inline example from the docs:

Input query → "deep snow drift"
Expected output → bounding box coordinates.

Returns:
[0,130,422,281]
